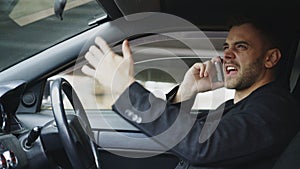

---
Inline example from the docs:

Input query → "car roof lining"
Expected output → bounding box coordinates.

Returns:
[97,0,300,33]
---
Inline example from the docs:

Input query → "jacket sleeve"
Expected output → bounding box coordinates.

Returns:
[112,82,294,166]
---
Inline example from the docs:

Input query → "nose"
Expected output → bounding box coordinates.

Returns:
[223,48,235,61]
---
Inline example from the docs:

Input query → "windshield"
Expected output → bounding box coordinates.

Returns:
[0,0,106,72]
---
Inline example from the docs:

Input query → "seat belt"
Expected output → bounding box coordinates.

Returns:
[289,42,300,92]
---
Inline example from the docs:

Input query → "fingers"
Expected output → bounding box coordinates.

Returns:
[83,37,135,80]
[88,45,103,59]
[82,36,112,77]
[192,60,214,78]
[84,36,114,71]
[192,63,206,78]
[81,65,95,77]
[122,40,132,59]
[84,51,99,69]
[203,57,223,78]
[122,40,134,76]
[205,60,214,77]
[210,55,222,66]
[95,37,112,55]
[211,56,223,63]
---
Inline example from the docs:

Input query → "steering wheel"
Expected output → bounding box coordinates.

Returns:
[50,77,100,169]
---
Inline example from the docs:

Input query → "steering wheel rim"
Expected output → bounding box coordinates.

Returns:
[50,77,100,169]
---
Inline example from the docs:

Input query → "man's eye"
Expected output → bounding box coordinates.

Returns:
[223,46,229,51]
[237,44,248,50]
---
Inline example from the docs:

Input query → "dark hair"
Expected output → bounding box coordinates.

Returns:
[227,14,295,88]
[227,14,286,51]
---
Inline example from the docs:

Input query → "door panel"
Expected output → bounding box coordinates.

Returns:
[92,113,180,169]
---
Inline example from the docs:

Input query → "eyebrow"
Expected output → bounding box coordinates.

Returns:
[223,41,250,47]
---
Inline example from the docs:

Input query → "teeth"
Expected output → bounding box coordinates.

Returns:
[226,66,236,71]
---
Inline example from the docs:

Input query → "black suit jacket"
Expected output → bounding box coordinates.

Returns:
[112,82,300,169]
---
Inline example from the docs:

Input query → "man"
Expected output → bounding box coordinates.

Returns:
[82,16,300,169]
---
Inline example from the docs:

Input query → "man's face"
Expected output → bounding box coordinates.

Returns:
[223,23,268,90]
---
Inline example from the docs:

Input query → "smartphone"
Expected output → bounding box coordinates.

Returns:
[213,61,224,82]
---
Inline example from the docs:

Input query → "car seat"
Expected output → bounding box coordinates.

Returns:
[271,72,300,169]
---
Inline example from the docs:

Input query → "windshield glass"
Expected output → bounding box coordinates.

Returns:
[0,0,106,72]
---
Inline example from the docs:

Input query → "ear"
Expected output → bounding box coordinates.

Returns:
[264,48,282,69]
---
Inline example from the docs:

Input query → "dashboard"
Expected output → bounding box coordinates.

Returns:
[0,81,60,169]
[0,80,27,168]
[0,80,93,169]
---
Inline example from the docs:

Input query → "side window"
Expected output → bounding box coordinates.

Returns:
[43,32,234,111]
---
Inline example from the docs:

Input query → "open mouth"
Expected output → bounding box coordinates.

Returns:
[225,65,238,75]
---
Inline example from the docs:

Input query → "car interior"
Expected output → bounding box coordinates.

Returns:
[0,0,300,169]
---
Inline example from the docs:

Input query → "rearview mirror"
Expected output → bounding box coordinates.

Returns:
[54,0,67,20]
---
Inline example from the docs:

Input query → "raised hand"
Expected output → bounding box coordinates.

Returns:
[82,37,135,97]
